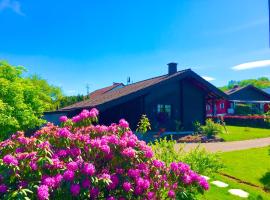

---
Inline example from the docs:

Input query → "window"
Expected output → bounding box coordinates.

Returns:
[157,104,171,117]
[220,103,225,109]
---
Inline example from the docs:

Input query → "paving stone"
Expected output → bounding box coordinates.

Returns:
[228,189,249,198]
[211,180,229,188]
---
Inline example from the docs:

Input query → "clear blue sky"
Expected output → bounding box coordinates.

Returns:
[0,0,269,95]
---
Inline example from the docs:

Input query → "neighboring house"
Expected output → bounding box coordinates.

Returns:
[45,63,227,131]
[206,85,270,116]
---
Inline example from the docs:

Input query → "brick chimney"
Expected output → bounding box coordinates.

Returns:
[167,62,177,75]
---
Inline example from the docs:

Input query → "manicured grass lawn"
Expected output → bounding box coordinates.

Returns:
[220,146,270,189]
[199,174,269,200]
[199,147,270,199]
[218,126,270,141]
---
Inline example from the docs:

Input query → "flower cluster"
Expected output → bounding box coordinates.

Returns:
[0,108,208,199]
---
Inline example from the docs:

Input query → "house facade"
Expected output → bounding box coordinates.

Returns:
[45,63,227,131]
[206,85,270,116]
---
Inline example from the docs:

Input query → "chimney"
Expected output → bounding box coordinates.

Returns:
[167,62,177,75]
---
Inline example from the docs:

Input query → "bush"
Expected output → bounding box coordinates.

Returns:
[193,121,203,135]
[209,115,270,128]
[150,137,224,176]
[202,119,223,138]
[235,104,262,115]
[136,114,151,134]
[0,109,208,199]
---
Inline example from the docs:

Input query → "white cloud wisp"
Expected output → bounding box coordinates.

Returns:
[232,60,270,71]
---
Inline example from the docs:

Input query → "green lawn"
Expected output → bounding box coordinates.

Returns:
[217,126,270,141]
[199,146,270,199]
[221,146,270,189]
[199,174,269,200]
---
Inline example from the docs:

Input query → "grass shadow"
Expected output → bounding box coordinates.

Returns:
[259,171,270,191]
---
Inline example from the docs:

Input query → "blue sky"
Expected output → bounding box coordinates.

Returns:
[0,0,269,95]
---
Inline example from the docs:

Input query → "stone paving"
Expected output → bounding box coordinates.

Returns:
[180,137,270,152]
[202,175,249,198]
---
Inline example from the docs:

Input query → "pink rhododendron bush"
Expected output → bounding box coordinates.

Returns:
[0,108,208,199]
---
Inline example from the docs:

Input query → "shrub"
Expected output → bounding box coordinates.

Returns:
[150,137,224,176]
[0,109,208,199]
[193,121,203,135]
[234,104,262,115]
[136,114,151,134]
[202,119,223,138]
[209,115,270,128]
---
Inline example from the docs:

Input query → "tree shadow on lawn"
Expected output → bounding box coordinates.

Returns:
[259,171,270,191]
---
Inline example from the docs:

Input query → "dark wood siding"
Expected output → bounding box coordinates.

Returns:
[144,80,181,131]
[99,96,143,129]
[182,78,205,130]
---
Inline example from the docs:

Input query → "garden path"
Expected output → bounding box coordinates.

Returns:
[179,137,270,152]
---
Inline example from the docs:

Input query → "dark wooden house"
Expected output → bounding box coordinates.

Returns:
[45,63,227,131]
[206,85,270,116]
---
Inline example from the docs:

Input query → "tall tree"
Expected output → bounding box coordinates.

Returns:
[0,61,63,139]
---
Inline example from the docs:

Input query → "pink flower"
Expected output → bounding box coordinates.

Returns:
[58,128,71,137]
[108,174,119,190]
[70,184,80,196]
[152,160,165,168]
[37,185,49,200]
[168,190,175,198]
[3,154,18,166]
[83,163,95,176]
[100,145,110,154]
[144,149,154,158]
[122,147,136,158]
[54,174,63,188]
[59,116,68,123]
[30,160,38,170]
[0,184,7,193]
[63,170,75,181]
[89,108,99,118]
[90,187,99,198]
[123,182,132,192]
[82,179,91,188]
[147,192,155,199]
[72,116,81,123]
[199,177,209,190]
[119,119,129,128]
[170,162,178,172]
[38,141,50,150]
[42,177,55,188]
[67,161,78,171]
[79,109,90,120]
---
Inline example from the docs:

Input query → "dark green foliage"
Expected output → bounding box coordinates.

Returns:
[193,121,203,135]
[59,95,85,108]
[235,104,262,115]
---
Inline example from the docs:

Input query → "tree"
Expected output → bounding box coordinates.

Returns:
[0,61,63,139]
[220,77,270,91]
[59,94,84,108]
